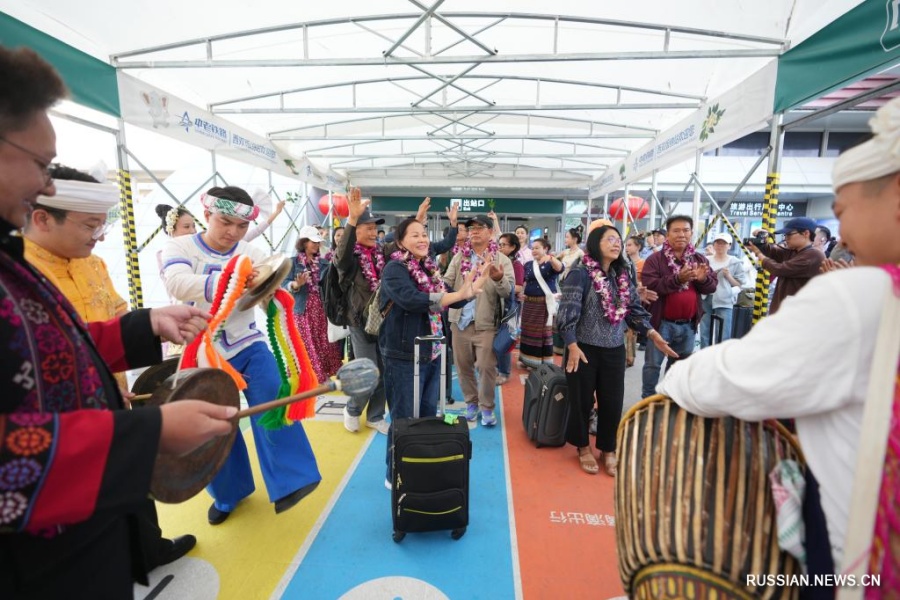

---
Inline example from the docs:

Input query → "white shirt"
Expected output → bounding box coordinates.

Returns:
[161,233,267,359]
[657,267,892,567]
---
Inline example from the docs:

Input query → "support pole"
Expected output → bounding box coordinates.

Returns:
[649,171,658,231]
[691,150,702,231]
[115,121,143,309]
[753,113,784,324]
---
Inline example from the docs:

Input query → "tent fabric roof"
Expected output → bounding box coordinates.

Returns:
[3,1,864,192]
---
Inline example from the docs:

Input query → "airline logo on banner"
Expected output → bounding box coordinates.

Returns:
[882,0,900,51]
[117,74,345,190]
[589,61,777,199]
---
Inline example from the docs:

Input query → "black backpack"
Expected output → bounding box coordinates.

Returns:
[321,260,355,327]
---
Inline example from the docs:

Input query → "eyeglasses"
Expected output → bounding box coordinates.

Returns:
[602,235,622,245]
[782,231,798,239]
[498,242,510,247]
[0,136,54,187]
[66,218,112,240]
[468,225,487,232]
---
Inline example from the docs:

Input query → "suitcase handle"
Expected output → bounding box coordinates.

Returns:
[413,335,447,419]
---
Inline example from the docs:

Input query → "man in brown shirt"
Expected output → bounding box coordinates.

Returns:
[748,216,825,314]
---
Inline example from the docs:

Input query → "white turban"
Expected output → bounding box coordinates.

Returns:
[832,96,900,192]
[38,179,119,214]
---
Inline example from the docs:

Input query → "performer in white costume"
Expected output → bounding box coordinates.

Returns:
[162,186,321,525]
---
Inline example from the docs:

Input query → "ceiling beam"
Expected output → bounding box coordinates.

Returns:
[219,102,698,115]
[115,49,779,69]
[111,12,784,60]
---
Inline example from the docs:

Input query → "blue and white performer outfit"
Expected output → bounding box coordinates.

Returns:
[162,233,321,515]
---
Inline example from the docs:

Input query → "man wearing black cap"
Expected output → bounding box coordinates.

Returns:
[335,193,390,435]
[443,214,515,426]
[747,216,825,315]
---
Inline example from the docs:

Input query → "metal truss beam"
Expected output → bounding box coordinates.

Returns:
[273,133,652,141]
[267,110,656,136]
[116,49,778,69]
[111,12,784,61]
[220,102,697,115]
[211,74,703,109]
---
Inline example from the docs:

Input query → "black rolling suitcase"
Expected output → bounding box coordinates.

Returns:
[731,306,754,339]
[390,335,471,543]
[522,363,570,447]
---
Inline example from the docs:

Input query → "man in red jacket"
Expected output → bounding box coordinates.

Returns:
[0,45,236,598]
[640,215,718,398]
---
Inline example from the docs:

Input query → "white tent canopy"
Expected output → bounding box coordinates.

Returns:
[1,0,864,195]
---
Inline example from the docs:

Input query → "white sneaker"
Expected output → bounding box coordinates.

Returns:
[366,419,390,435]
[343,407,360,433]
[384,478,392,490]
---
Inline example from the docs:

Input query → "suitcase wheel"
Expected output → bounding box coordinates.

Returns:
[392,530,406,543]
[451,527,466,540]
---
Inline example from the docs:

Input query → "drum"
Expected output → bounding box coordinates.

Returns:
[616,395,804,599]
[133,365,240,503]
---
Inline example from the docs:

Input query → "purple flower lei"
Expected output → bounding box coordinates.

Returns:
[581,254,631,325]
[391,249,446,299]
[354,242,384,292]
[298,251,320,287]
[459,238,499,278]
[661,240,698,290]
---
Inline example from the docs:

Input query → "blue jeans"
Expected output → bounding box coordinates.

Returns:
[699,296,733,348]
[208,342,321,512]
[383,356,440,478]
[641,320,696,399]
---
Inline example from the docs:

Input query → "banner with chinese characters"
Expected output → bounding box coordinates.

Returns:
[725,200,806,218]
[371,196,564,215]
[118,74,345,190]
[590,61,777,200]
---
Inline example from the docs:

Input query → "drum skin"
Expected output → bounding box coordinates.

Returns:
[136,367,240,503]
[616,395,804,600]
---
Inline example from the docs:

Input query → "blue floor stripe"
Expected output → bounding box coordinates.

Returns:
[281,381,514,599]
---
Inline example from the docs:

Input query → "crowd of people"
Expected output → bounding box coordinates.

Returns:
[3,42,895,598]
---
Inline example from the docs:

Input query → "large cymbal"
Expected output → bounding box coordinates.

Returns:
[236,253,291,311]
[140,368,240,503]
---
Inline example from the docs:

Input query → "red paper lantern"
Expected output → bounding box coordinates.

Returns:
[318,194,350,218]
[609,196,649,220]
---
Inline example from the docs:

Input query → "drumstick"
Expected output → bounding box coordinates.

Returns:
[131,393,153,402]
[235,358,379,420]
[234,382,336,419]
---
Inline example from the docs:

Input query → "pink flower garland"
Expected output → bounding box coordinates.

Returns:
[581,255,631,325]
[391,249,446,360]
[354,243,384,292]
[661,240,698,290]
[298,251,321,287]
[459,238,499,279]
[390,249,446,296]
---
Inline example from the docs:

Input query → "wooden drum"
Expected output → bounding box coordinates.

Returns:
[615,395,804,599]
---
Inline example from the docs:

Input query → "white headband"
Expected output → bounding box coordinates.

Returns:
[38,179,119,214]
[832,96,900,192]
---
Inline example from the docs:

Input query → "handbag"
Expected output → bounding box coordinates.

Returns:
[493,281,519,355]
[327,319,350,343]
[364,284,393,336]
[531,259,559,325]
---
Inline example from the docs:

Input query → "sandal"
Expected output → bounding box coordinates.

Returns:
[600,451,617,477]
[578,448,599,475]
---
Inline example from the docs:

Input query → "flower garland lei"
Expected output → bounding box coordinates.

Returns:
[390,249,446,297]
[459,238,499,279]
[662,240,698,290]
[581,254,631,325]
[391,249,447,360]
[298,251,321,287]
[354,243,384,292]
